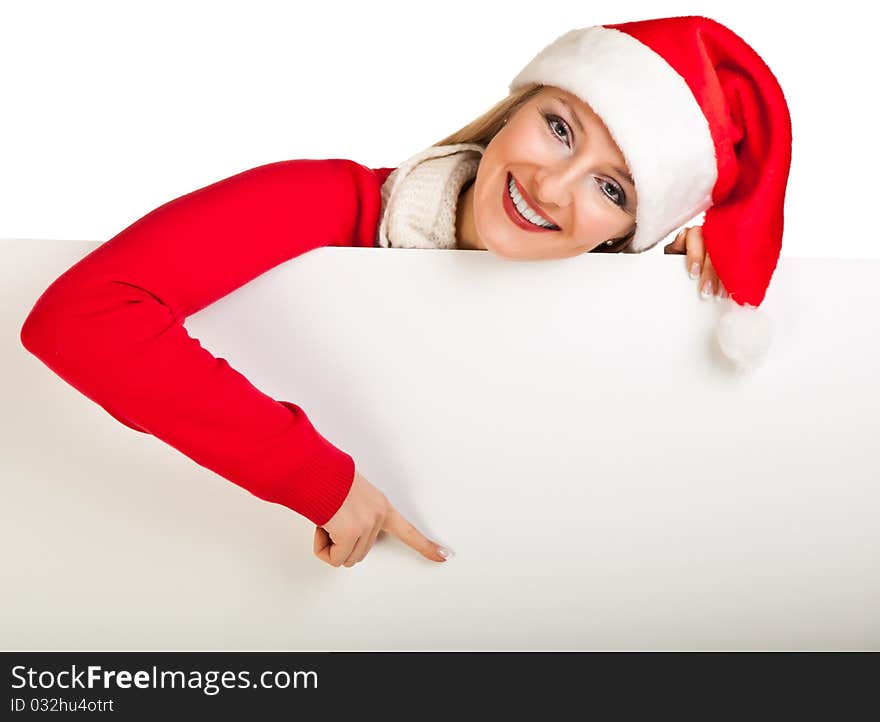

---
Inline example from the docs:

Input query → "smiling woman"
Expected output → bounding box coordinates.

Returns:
[20,15,792,573]
[380,14,791,371]
[404,16,791,291]
[438,84,639,259]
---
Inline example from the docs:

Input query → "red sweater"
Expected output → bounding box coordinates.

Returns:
[20,158,396,527]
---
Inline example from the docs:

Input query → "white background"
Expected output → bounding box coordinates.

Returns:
[1,0,875,258]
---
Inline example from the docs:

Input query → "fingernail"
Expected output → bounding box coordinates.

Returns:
[701,280,713,299]
[689,263,700,280]
[437,546,454,560]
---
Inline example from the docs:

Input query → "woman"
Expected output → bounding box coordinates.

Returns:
[381,83,641,260]
[19,15,792,569]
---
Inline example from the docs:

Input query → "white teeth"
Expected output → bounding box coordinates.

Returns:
[507,176,556,228]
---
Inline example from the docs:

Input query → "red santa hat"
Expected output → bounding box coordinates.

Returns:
[509,15,793,372]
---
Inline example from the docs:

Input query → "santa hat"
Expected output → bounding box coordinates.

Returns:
[509,15,793,372]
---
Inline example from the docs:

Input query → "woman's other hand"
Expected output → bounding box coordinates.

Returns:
[663,225,728,300]
[314,469,451,568]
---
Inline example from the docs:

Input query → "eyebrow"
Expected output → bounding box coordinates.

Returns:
[555,95,635,189]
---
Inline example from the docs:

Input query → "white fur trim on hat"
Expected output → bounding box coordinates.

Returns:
[717,299,774,373]
[510,26,718,253]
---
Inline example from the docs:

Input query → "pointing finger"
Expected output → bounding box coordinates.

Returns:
[383,506,448,563]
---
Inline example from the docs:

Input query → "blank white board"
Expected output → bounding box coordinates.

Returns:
[3,238,879,650]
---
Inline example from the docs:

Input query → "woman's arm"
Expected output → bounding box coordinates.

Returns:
[20,158,394,527]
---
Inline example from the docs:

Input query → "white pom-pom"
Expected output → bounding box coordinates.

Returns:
[716,299,774,372]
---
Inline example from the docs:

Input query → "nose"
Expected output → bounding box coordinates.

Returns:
[533,161,586,209]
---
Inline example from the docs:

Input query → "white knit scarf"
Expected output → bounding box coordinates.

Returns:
[376,143,485,249]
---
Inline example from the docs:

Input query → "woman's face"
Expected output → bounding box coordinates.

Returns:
[464,86,637,259]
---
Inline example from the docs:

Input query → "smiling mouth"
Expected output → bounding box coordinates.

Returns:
[504,173,560,232]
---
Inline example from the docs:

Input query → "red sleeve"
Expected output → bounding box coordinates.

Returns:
[20,158,395,527]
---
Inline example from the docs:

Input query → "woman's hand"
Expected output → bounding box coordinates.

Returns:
[314,468,451,568]
[663,225,728,300]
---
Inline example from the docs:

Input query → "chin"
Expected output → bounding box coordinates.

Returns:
[485,233,544,260]
[481,235,516,259]
[476,223,524,259]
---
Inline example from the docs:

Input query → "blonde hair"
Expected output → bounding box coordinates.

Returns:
[431,82,637,253]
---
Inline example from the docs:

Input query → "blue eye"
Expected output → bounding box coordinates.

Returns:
[541,110,628,209]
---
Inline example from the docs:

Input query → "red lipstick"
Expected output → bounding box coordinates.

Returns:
[503,173,559,233]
